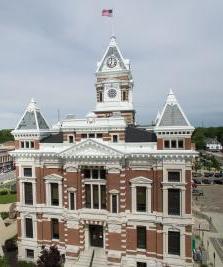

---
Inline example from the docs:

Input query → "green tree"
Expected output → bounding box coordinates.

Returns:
[37,245,61,267]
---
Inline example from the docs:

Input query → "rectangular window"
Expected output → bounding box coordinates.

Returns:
[137,263,147,267]
[178,140,184,148]
[137,226,147,249]
[85,184,91,208]
[168,189,180,215]
[100,169,106,179]
[51,183,59,206]
[89,133,95,138]
[171,140,177,148]
[23,167,32,177]
[83,169,91,179]
[69,192,75,210]
[51,218,59,239]
[112,135,118,143]
[25,218,33,238]
[25,141,30,148]
[101,185,106,209]
[136,187,147,212]
[21,141,24,148]
[164,140,170,148]
[97,133,103,138]
[69,136,74,143]
[93,185,99,209]
[168,171,180,182]
[30,141,34,148]
[168,231,180,255]
[111,194,118,213]
[26,249,34,258]
[24,182,33,205]
[81,134,87,139]
[92,169,99,179]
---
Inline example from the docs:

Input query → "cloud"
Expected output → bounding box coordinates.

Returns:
[0,0,222,129]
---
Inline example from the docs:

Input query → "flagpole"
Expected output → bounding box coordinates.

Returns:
[111,9,114,36]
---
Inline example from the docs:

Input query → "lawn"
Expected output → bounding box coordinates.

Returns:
[0,193,16,204]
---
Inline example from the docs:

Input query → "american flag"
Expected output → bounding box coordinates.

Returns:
[102,9,113,17]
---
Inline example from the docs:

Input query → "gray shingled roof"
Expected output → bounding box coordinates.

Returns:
[159,104,188,126]
[16,99,49,131]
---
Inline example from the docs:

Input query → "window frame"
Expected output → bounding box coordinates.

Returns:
[25,217,33,239]
[168,188,181,216]
[23,167,32,177]
[24,182,33,205]
[51,218,59,240]
[137,226,147,249]
[168,230,180,256]
[50,183,59,206]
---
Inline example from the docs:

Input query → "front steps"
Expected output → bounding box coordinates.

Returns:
[92,248,107,267]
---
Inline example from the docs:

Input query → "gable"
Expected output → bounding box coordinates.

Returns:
[60,139,123,159]
[98,46,127,72]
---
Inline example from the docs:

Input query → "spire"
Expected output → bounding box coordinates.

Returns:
[15,98,49,131]
[155,109,161,125]
[166,88,177,105]
[155,89,192,128]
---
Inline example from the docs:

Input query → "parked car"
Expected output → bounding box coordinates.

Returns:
[193,179,202,184]
[202,178,212,184]
[192,189,204,196]
[214,179,223,184]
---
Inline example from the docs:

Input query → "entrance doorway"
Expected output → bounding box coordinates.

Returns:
[89,225,104,247]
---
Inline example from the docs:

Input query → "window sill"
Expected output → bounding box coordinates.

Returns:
[137,248,146,253]
[52,238,60,242]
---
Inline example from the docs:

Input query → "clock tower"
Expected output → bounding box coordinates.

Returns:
[94,36,135,124]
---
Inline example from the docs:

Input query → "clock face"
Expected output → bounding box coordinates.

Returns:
[107,88,117,98]
[106,56,117,68]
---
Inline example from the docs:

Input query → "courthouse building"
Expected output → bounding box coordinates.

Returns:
[11,36,196,267]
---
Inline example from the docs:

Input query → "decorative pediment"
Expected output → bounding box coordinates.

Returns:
[130,176,153,185]
[60,139,123,159]
[44,173,63,182]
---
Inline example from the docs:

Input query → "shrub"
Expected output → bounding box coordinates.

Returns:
[0,189,9,195]
[0,212,9,220]
[0,256,9,267]
[18,261,36,267]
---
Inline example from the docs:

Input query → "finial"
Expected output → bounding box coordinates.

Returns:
[166,88,177,105]
[27,98,39,112]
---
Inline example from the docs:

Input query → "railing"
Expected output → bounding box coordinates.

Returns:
[89,249,95,267]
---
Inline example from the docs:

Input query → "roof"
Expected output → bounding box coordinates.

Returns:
[15,99,49,131]
[156,89,192,128]
[96,36,130,73]
[125,126,157,143]
[205,137,222,145]
[40,133,63,143]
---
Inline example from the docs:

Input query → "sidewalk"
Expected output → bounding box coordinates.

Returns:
[193,203,223,267]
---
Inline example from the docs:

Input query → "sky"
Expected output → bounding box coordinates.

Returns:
[0,0,222,129]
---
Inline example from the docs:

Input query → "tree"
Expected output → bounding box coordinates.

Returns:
[37,245,61,267]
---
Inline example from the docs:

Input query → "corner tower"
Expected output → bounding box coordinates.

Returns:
[94,36,135,124]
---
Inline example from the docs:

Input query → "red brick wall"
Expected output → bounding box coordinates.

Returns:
[126,228,136,251]
[157,138,163,150]
[67,228,80,245]
[185,170,192,214]
[108,232,121,250]
[185,138,192,150]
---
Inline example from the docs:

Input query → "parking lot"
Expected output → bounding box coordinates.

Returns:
[193,184,223,213]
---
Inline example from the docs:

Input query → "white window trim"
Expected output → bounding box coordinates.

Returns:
[163,139,185,149]
[111,133,119,143]
[22,214,37,240]
[130,176,152,214]
[67,134,75,143]
[20,180,36,206]
[44,174,63,208]
[163,226,185,259]
[109,189,119,213]
[68,187,77,210]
